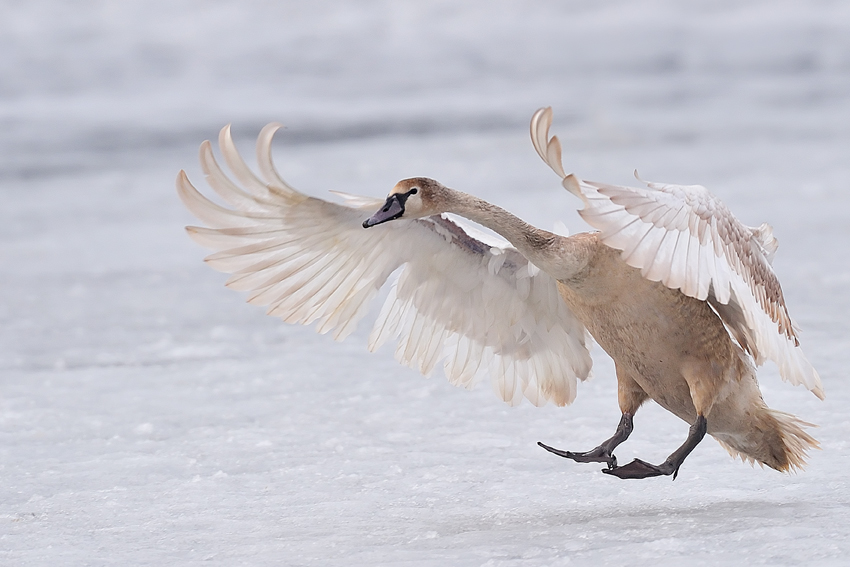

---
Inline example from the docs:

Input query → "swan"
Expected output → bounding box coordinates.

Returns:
[176,108,821,480]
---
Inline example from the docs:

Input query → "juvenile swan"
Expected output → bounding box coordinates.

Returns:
[177,108,821,479]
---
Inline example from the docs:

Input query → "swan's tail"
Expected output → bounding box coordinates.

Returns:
[714,407,819,472]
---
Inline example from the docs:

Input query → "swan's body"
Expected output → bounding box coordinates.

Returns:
[552,238,814,470]
[177,108,821,478]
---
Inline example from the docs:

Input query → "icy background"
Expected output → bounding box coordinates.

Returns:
[2,1,850,565]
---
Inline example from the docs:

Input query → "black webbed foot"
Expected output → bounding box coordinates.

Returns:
[538,413,634,470]
[602,458,675,479]
[602,415,708,481]
[538,441,618,468]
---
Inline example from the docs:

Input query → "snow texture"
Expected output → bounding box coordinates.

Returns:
[1,1,849,565]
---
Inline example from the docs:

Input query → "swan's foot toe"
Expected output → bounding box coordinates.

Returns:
[601,458,676,480]
[537,441,617,469]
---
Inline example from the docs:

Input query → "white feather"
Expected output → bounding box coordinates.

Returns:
[178,125,593,407]
[530,108,822,399]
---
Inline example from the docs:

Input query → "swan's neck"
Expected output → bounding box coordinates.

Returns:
[441,189,589,281]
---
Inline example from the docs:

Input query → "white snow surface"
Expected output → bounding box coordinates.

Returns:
[2,1,850,565]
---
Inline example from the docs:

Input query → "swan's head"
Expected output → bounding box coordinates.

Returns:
[362,177,445,228]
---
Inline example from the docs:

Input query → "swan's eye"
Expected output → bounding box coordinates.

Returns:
[409,188,418,195]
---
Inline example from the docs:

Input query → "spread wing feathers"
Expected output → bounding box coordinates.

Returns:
[368,215,592,407]
[530,107,822,399]
[177,124,593,407]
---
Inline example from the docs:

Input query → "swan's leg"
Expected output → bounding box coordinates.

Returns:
[538,367,648,469]
[603,359,718,479]
[602,415,707,480]
[538,412,633,468]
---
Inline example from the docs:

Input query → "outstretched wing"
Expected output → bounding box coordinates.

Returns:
[531,107,822,398]
[177,123,592,406]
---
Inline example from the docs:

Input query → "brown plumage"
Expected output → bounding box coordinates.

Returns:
[379,176,818,474]
[554,238,817,471]
[178,109,821,479]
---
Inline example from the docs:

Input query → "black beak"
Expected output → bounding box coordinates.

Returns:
[363,194,405,228]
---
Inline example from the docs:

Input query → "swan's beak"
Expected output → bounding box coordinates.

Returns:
[363,194,405,228]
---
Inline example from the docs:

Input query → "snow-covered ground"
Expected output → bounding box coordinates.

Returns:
[2,1,850,565]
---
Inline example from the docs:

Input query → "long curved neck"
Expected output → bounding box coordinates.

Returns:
[441,188,590,281]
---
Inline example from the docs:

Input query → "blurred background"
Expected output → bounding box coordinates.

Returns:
[2,1,849,565]
[3,0,849,175]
